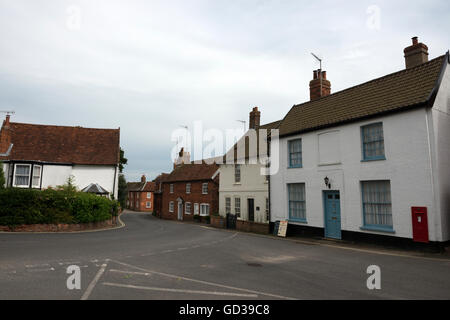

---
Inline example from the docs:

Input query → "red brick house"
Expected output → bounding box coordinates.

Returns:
[161,161,220,221]
[126,175,156,212]
[153,173,169,218]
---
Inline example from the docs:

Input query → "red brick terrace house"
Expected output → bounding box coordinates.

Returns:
[0,115,120,197]
[126,175,156,212]
[161,152,220,221]
[153,173,169,218]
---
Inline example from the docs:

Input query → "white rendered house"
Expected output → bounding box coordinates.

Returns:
[270,38,450,244]
[219,107,280,224]
[0,117,120,198]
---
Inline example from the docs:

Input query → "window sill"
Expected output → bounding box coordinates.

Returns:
[360,226,395,234]
[287,166,303,169]
[361,157,386,162]
[289,218,307,224]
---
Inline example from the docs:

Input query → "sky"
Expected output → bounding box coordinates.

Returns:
[0,0,449,182]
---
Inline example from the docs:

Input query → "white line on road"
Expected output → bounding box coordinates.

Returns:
[81,263,107,300]
[27,267,55,272]
[102,282,258,298]
[109,269,152,277]
[111,259,297,300]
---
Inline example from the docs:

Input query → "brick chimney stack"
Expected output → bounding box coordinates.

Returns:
[309,69,331,101]
[249,107,261,130]
[141,175,146,183]
[0,115,12,154]
[174,147,191,169]
[404,36,429,69]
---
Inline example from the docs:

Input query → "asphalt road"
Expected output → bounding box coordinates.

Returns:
[0,211,449,300]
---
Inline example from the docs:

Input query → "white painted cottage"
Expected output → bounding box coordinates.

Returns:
[219,107,281,224]
[0,117,120,198]
[270,38,450,244]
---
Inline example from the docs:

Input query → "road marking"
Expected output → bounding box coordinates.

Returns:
[111,259,297,300]
[25,263,51,268]
[81,263,107,300]
[109,269,152,277]
[27,267,55,272]
[102,282,258,298]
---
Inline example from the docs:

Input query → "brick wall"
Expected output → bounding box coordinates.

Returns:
[236,220,270,234]
[127,191,154,212]
[0,217,118,232]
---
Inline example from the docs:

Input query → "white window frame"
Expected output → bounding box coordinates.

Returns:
[32,165,42,188]
[13,164,32,188]
[202,183,208,195]
[169,201,174,212]
[194,203,199,215]
[147,192,151,199]
[200,203,210,216]
[234,165,241,183]
[235,197,241,217]
[225,197,231,214]
[186,183,191,194]
[146,201,151,209]
[170,184,174,193]
[185,202,192,214]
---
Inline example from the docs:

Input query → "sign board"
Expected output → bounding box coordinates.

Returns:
[277,220,288,237]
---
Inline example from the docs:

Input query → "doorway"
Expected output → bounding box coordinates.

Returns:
[323,191,341,239]
[248,198,255,222]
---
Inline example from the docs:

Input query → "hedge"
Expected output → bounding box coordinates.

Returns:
[0,188,119,226]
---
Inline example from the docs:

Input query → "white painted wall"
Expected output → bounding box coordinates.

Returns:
[219,163,269,223]
[270,107,447,241]
[72,165,118,198]
[430,61,450,241]
[10,164,119,198]
[40,165,72,188]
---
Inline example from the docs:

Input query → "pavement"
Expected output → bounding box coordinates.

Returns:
[0,211,449,300]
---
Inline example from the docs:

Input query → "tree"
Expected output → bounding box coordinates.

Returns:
[118,174,127,208]
[118,148,128,208]
[119,148,128,173]
[0,161,5,189]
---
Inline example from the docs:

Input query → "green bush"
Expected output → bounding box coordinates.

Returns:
[0,188,118,227]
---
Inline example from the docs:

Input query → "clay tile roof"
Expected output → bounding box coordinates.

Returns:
[164,163,219,183]
[142,181,157,192]
[279,54,447,137]
[126,182,145,192]
[0,122,120,165]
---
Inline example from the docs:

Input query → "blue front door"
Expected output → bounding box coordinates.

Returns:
[324,191,341,239]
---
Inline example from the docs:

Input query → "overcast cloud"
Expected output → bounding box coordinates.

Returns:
[0,0,448,181]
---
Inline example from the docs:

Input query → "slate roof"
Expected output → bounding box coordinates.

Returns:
[164,162,219,183]
[0,122,120,165]
[223,120,282,163]
[279,54,448,137]
[81,183,110,194]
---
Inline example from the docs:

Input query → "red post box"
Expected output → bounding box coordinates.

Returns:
[411,207,429,243]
